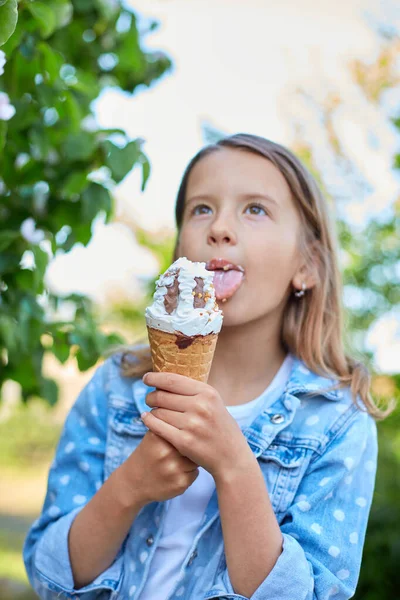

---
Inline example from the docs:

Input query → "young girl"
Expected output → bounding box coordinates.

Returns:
[24,133,393,600]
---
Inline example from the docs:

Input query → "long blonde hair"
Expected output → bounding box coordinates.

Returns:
[109,133,395,421]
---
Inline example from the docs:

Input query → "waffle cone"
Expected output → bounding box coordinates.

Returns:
[147,326,218,383]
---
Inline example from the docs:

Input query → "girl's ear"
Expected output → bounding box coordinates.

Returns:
[292,241,321,292]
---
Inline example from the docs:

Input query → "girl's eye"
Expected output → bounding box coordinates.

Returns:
[191,204,212,216]
[244,203,268,216]
[190,202,269,217]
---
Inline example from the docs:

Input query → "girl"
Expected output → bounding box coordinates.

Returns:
[24,133,394,600]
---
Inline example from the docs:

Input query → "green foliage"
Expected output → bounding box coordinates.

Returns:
[0,0,18,47]
[0,0,172,405]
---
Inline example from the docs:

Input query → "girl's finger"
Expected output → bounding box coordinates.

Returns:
[141,411,182,449]
[149,407,186,430]
[145,390,191,412]
[143,371,204,396]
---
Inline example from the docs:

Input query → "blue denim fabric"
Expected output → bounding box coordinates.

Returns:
[23,350,378,600]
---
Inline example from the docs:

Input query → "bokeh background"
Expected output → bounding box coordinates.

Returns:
[0,0,399,598]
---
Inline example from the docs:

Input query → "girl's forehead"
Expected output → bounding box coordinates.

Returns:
[186,149,292,205]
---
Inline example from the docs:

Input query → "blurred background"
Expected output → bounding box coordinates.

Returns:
[0,0,399,598]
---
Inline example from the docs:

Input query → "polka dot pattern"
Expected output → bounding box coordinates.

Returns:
[305,415,320,426]
[129,560,137,572]
[333,510,345,522]
[89,437,101,445]
[48,506,61,517]
[311,523,322,535]
[344,457,354,470]
[337,569,350,580]
[73,495,87,505]
[328,586,340,597]
[356,497,367,507]
[328,546,340,558]
[319,477,331,487]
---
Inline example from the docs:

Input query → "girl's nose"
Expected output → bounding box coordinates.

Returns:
[207,219,237,246]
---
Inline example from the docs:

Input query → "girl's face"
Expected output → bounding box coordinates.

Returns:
[176,148,307,328]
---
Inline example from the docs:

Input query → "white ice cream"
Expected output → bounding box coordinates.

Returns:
[145,257,223,336]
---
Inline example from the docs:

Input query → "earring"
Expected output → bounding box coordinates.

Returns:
[294,282,307,297]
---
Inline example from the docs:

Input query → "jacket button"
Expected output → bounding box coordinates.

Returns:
[270,414,285,424]
[146,535,154,546]
[188,549,198,565]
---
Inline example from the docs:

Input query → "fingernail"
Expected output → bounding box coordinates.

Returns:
[141,412,148,419]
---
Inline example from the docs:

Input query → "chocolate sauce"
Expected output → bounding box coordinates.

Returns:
[164,270,180,314]
[193,277,206,309]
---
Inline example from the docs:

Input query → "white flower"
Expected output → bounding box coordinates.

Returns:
[0,50,6,76]
[0,92,16,121]
[20,218,45,244]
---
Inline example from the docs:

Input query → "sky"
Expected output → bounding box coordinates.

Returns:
[42,0,400,373]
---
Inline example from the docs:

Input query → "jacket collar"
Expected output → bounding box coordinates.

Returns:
[131,354,342,416]
[285,355,342,401]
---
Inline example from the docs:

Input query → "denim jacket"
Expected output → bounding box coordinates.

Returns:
[23,350,378,600]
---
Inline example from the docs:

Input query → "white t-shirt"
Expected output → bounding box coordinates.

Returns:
[137,353,294,600]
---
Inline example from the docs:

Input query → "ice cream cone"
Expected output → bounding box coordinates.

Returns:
[147,325,218,383]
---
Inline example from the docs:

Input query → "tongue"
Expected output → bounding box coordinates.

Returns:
[212,270,244,301]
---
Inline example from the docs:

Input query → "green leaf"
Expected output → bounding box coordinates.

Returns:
[0,120,6,154]
[0,230,19,251]
[81,183,112,223]
[141,155,151,191]
[0,0,18,47]
[38,41,64,83]
[27,2,56,39]
[32,246,49,291]
[0,15,22,55]
[40,376,59,405]
[53,340,70,363]
[103,140,141,183]
[48,0,73,29]
[0,315,18,353]
[76,347,98,371]
[62,171,89,199]
[62,132,97,161]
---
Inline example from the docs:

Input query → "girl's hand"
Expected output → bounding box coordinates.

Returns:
[116,430,200,507]
[141,372,253,483]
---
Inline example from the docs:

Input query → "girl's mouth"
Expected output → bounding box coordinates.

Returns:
[205,258,245,302]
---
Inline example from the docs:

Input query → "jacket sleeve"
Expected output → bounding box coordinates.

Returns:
[22,359,124,599]
[217,404,378,600]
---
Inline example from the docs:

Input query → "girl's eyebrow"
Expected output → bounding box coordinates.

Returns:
[186,193,279,207]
